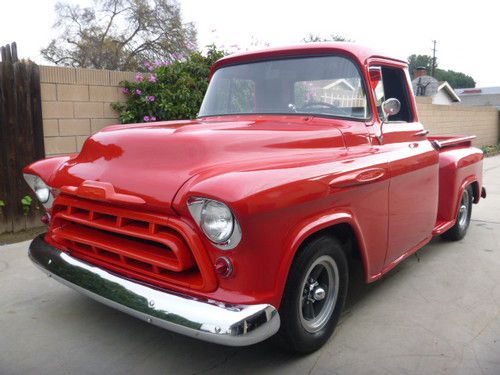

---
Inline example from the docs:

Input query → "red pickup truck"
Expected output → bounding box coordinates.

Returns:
[25,43,485,353]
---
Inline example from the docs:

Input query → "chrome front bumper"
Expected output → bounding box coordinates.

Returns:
[28,235,280,346]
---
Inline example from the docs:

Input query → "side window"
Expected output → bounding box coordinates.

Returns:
[372,72,386,120]
[371,65,413,122]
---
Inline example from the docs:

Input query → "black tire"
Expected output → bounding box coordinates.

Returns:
[442,185,473,241]
[276,235,348,353]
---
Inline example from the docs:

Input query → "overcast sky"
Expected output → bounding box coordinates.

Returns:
[1,0,498,87]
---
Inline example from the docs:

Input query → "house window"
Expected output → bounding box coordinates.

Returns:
[294,77,367,118]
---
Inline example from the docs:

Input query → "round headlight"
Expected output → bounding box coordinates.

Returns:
[35,187,50,203]
[200,200,234,243]
[33,177,50,203]
[23,173,55,208]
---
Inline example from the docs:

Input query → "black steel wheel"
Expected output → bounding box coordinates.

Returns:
[276,235,348,353]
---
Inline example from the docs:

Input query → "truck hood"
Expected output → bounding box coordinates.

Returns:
[51,116,346,213]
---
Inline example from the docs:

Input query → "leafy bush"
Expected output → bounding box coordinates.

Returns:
[480,144,500,157]
[112,46,225,124]
[21,195,32,216]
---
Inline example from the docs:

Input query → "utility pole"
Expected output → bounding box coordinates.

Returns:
[431,40,437,78]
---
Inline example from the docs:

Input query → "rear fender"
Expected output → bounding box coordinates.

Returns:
[437,147,483,223]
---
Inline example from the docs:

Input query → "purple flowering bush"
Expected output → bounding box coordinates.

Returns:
[112,46,225,123]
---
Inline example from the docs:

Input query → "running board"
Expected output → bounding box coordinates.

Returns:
[432,220,455,235]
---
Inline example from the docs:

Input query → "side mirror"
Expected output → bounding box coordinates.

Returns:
[382,98,401,119]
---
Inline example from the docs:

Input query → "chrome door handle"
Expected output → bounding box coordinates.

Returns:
[414,130,429,137]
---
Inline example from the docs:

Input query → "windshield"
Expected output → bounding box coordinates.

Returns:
[199,55,369,120]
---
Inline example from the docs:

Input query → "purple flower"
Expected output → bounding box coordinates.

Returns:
[143,61,154,72]
[150,116,156,121]
[135,89,142,95]
[155,60,171,67]
[135,73,144,82]
[143,115,150,122]
[146,95,156,102]
[148,75,157,83]
[121,87,130,95]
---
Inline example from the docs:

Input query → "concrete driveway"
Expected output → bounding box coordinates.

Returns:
[1,156,499,375]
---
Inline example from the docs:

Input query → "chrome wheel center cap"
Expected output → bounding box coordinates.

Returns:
[313,287,326,301]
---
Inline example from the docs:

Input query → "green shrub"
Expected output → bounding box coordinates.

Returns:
[112,46,225,124]
[21,195,32,216]
[480,144,500,157]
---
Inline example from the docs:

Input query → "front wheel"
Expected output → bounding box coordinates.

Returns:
[276,236,348,353]
[442,185,473,241]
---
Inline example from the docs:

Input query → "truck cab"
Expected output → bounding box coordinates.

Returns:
[25,43,485,353]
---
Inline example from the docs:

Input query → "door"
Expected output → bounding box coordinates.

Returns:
[369,64,439,266]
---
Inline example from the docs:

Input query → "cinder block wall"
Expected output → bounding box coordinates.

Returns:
[415,97,499,147]
[40,66,135,156]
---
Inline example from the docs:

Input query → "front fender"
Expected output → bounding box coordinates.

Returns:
[274,209,370,304]
[23,155,73,184]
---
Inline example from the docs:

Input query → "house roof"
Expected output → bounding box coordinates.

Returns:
[456,86,500,95]
[322,79,355,91]
[437,81,461,102]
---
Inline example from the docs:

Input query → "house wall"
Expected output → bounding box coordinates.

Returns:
[415,97,499,147]
[432,90,454,105]
[458,93,500,108]
[40,65,135,156]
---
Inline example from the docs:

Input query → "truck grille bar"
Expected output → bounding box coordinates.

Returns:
[47,195,217,292]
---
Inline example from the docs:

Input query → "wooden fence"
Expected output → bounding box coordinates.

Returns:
[0,42,45,234]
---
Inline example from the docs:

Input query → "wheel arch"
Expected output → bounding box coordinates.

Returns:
[275,212,370,307]
[454,177,479,220]
[470,180,480,203]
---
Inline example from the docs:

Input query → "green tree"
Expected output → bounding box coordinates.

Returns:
[408,54,475,88]
[302,34,353,43]
[435,69,475,89]
[42,0,196,71]
[112,46,225,123]
[408,54,434,78]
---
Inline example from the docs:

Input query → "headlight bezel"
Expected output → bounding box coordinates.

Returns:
[187,197,242,250]
[23,173,55,209]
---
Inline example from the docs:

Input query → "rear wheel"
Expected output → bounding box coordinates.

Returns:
[276,235,348,353]
[442,185,473,241]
